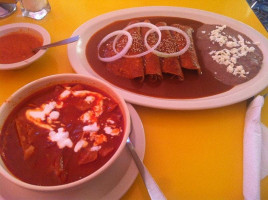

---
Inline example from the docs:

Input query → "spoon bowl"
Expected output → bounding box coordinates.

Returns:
[0,23,50,70]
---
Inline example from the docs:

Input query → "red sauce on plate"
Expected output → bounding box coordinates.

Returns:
[86,17,233,99]
[0,84,124,186]
[0,32,43,64]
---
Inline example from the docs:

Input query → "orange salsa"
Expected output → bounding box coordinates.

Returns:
[0,32,43,64]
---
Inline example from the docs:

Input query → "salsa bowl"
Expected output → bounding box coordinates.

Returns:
[0,73,131,191]
[0,23,50,70]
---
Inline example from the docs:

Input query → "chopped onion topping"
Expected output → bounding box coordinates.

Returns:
[144,26,190,58]
[112,22,162,58]
[97,30,133,62]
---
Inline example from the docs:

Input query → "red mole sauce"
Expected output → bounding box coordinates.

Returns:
[86,17,234,99]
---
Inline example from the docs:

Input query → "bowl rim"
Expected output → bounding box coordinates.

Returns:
[0,22,51,70]
[0,73,131,191]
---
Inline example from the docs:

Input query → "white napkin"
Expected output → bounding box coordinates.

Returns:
[243,95,268,200]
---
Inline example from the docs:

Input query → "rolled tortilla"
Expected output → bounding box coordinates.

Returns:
[171,24,201,74]
[104,20,144,81]
[141,20,162,82]
[156,22,184,80]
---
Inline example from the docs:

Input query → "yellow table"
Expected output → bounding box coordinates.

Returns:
[0,0,267,199]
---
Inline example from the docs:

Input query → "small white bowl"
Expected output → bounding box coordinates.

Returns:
[0,73,131,191]
[0,23,50,70]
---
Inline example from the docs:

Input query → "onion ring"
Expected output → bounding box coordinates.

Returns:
[112,22,162,58]
[144,26,190,58]
[97,30,133,62]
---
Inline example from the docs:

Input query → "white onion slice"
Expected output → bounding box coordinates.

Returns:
[144,26,190,58]
[112,22,162,58]
[98,30,133,62]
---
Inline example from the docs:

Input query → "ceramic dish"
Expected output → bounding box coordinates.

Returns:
[67,6,268,110]
[0,74,131,191]
[0,23,50,70]
[0,104,145,200]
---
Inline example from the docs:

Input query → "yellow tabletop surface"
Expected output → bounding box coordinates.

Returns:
[0,0,268,199]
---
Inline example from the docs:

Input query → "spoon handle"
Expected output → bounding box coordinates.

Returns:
[126,137,167,200]
[33,35,80,51]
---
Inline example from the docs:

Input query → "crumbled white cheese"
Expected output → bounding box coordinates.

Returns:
[249,46,255,52]
[207,25,256,78]
[49,128,73,149]
[85,96,95,104]
[233,65,248,77]
[91,146,101,151]
[104,126,120,136]
[59,90,71,100]
[93,102,104,117]
[28,101,56,121]
[74,139,88,152]
[226,64,234,73]
[80,94,104,122]
[107,118,115,124]
[226,41,239,48]
[49,111,60,120]
[104,126,112,135]
[209,25,227,46]
[80,111,94,123]
[201,30,206,34]
[83,122,100,132]
[73,90,90,97]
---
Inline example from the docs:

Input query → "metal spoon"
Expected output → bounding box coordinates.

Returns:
[33,35,80,52]
[126,123,167,200]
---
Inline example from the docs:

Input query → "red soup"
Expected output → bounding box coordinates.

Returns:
[0,83,125,186]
